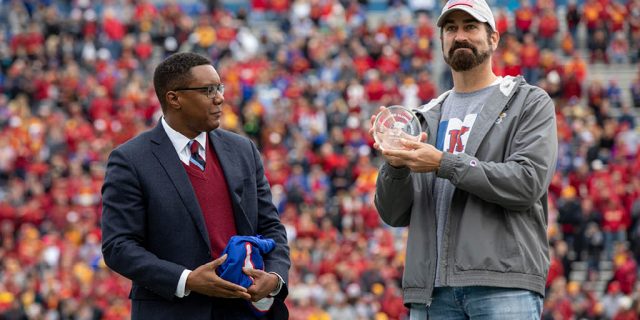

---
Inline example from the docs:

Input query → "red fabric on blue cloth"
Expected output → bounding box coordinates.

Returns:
[217,235,277,316]
[217,235,276,287]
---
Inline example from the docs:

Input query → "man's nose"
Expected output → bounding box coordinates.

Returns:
[453,30,469,42]
[213,91,224,105]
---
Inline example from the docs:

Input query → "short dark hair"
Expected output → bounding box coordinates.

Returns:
[153,52,211,109]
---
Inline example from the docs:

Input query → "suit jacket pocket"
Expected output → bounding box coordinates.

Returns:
[130,285,166,301]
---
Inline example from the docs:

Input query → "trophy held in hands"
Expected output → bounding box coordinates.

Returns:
[373,105,422,151]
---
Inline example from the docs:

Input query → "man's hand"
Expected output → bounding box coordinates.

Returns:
[381,136,443,172]
[242,268,279,302]
[369,107,440,171]
[186,254,251,299]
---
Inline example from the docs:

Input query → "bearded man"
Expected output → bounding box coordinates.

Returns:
[370,0,558,319]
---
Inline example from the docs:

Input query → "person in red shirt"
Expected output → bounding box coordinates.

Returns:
[612,244,637,295]
[352,45,374,77]
[564,51,588,82]
[602,198,630,260]
[538,8,559,50]
[365,71,385,103]
[133,33,153,62]
[607,2,627,33]
[514,0,535,41]
[376,46,400,75]
[545,246,565,290]
[416,71,437,104]
[542,277,574,320]
[379,281,408,320]
[583,0,604,30]
[494,8,509,35]
[270,0,290,20]
[520,33,541,85]
[415,12,434,39]
[103,9,125,43]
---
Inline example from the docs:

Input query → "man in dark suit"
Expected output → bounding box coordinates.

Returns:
[101,52,290,320]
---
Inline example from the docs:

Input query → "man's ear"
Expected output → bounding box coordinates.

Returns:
[166,91,181,110]
[491,32,500,51]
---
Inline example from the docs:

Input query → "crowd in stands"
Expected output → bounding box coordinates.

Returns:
[0,0,639,319]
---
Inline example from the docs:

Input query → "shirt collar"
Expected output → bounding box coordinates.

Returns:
[161,117,207,155]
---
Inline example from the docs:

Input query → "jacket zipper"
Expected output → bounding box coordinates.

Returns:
[440,203,453,285]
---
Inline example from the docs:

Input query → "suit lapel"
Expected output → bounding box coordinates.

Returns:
[209,130,254,235]
[149,124,212,252]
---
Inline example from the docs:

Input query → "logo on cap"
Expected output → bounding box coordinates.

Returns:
[447,0,475,9]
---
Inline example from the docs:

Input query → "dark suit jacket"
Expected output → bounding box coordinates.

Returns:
[101,123,290,320]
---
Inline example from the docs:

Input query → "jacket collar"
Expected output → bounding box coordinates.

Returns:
[413,75,523,157]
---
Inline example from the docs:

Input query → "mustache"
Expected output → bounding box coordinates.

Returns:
[449,42,478,56]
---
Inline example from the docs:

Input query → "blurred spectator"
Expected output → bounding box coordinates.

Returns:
[612,243,638,295]
[607,1,627,34]
[565,0,581,43]
[612,296,637,320]
[589,26,610,64]
[537,8,559,51]
[607,79,624,109]
[542,276,574,320]
[416,71,436,104]
[587,79,607,119]
[557,186,583,249]
[520,33,541,85]
[609,31,630,64]
[575,198,604,265]
[602,281,627,319]
[631,71,640,108]
[629,0,640,63]
[514,0,535,41]
[560,32,576,57]
[602,197,631,260]
[494,8,509,35]
[583,0,605,44]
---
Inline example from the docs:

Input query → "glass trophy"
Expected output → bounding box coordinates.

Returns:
[373,105,422,151]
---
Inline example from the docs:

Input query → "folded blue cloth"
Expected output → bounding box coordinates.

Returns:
[217,235,276,316]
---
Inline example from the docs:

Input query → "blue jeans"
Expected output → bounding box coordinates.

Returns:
[410,286,543,320]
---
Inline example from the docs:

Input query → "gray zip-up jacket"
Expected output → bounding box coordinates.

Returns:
[375,76,557,306]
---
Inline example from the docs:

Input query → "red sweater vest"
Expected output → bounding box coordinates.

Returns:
[183,140,237,257]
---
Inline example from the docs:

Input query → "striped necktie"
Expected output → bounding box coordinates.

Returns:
[189,140,205,171]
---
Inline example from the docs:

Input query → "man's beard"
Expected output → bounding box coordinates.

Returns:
[444,41,492,72]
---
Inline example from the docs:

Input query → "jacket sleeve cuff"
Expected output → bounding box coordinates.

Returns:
[381,162,411,179]
[436,152,457,180]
